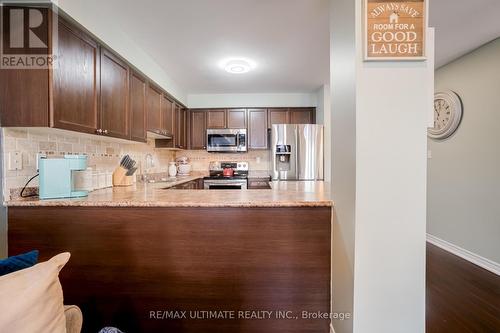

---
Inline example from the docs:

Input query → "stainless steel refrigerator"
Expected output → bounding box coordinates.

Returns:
[270,124,324,180]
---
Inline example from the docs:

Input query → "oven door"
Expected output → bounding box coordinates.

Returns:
[203,179,248,190]
[207,129,245,152]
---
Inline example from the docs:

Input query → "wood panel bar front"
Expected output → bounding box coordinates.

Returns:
[8,206,331,333]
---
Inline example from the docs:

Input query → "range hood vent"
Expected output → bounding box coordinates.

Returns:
[147,129,173,140]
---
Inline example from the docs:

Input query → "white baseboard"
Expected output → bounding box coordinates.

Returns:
[330,323,336,333]
[427,234,500,276]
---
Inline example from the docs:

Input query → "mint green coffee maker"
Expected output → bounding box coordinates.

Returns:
[39,155,88,200]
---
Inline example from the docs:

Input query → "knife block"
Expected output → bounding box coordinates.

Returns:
[112,166,134,187]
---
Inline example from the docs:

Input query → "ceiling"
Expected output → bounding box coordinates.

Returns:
[430,0,500,68]
[60,0,500,94]
[79,0,330,95]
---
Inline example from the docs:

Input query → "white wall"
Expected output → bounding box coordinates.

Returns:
[330,0,432,332]
[315,85,332,182]
[187,93,317,109]
[428,38,500,265]
[330,0,357,331]
[54,0,187,104]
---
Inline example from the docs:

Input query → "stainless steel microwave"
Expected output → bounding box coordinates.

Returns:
[206,129,247,153]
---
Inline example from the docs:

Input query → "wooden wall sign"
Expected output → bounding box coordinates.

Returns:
[365,0,426,61]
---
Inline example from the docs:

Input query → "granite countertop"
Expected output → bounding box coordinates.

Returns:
[5,172,333,208]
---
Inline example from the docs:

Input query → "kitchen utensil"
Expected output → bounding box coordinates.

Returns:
[114,155,136,186]
[176,156,189,165]
[98,172,107,189]
[120,155,130,168]
[223,168,234,177]
[112,166,134,186]
[73,168,93,192]
[168,162,177,177]
[177,164,191,175]
[120,155,136,171]
[126,167,137,176]
[38,155,89,200]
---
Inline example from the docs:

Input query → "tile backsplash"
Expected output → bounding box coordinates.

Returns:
[1,127,175,200]
[176,150,270,172]
[1,127,271,200]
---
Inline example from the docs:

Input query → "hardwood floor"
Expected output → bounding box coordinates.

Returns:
[426,243,500,333]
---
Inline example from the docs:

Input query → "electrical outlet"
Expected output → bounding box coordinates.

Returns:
[8,151,23,171]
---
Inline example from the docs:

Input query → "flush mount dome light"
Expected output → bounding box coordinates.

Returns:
[220,58,256,74]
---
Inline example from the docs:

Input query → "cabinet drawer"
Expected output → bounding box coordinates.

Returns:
[247,178,271,189]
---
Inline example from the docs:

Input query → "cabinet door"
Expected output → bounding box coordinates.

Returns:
[100,48,129,139]
[147,84,162,132]
[53,19,99,134]
[129,71,147,142]
[290,108,315,124]
[0,70,48,126]
[162,95,174,136]
[175,105,186,149]
[268,108,289,127]
[190,110,207,150]
[227,109,246,128]
[248,109,268,150]
[206,109,226,128]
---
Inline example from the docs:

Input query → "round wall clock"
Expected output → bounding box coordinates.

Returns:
[428,90,463,140]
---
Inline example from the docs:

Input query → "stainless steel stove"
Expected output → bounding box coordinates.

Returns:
[204,161,249,190]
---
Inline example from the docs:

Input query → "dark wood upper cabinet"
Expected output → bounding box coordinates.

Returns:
[175,105,186,149]
[52,19,99,134]
[129,71,147,142]
[290,108,315,124]
[268,108,290,127]
[100,48,129,139]
[0,7,49,126]
[190,111,207,150]
[0,69,49,127]
[162,95,175,136]
[226,109,247,128]
[268,108,316,128]
[206,109,226,129]
[146,83,162,132]
[1,9,191,145]
[248,109,268,150]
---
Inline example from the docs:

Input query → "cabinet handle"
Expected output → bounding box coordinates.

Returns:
[96,129,103,135]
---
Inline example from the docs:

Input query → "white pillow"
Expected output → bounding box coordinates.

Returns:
[0,252,71,333]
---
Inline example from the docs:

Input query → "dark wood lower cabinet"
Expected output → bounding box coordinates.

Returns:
[169,178,204,189]
[8,206,331,333]
[247,178,271,189]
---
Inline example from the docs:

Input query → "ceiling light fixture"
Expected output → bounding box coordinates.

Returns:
[219,58,257,74]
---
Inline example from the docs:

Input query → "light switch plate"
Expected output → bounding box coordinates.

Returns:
[8,151,23,171]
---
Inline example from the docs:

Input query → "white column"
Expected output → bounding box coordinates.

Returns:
[330,1,433,332]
